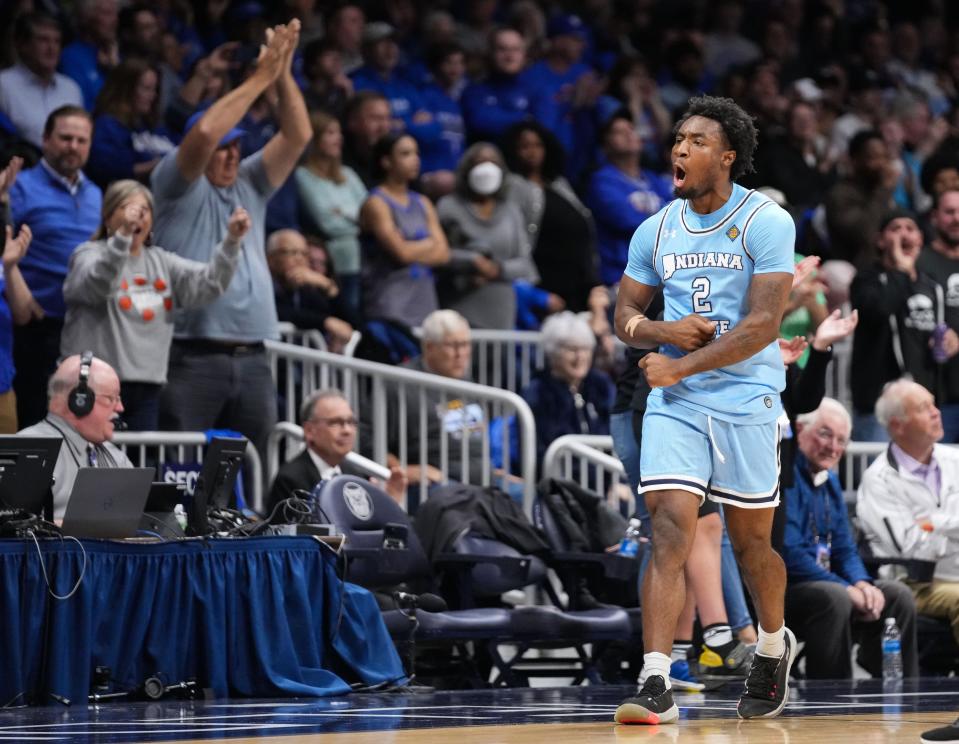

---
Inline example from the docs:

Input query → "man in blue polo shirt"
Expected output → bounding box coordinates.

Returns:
[9,105,101,428]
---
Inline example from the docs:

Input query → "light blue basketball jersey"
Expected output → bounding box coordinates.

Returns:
[624,183,796,424]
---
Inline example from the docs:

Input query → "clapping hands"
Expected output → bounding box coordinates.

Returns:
[812,308,859,352]
[779,308,859,366]
[778,336,808,366]
[0,156,23,200]
[3,224,31,268]
[254,20,300,85]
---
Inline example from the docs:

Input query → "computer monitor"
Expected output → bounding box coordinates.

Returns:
[189,436,248,536]
[0,437,62,519]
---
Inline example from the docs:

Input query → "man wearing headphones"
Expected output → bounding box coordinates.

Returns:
[18,351,132,520]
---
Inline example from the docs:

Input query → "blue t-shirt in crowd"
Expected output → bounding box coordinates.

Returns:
[419,83,465,174]
[59,40,104,111]
[585,162,673,285]
[10,162,102,318]
[350,66,441,147]
[88,115,177,188]
[524,60,593,175]
[461,73,536,142]
[237,112,300,233]
[624,183,795,423]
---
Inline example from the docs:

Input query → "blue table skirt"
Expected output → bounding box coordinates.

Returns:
[0,536,405,705]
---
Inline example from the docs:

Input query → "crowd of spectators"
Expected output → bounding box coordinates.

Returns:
[2,1,958,431]
[7,0,959,683]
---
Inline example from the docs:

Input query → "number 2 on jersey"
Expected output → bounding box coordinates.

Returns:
[691,277,712,313]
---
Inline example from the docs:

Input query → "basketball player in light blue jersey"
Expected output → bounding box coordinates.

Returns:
[613,96,797,725]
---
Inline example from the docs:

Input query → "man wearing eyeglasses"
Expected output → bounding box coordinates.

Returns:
[781,396,918,679]
[18,353,133,521]
[267,389,405,511]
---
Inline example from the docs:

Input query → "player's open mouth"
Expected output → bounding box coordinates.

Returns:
[673,165,686,189]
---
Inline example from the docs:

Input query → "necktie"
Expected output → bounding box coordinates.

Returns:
[87,445,98,467]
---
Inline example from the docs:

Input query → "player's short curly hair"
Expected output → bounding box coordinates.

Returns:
[674,96,758,182]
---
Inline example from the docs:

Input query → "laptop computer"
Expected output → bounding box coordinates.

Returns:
[60,467,155,539]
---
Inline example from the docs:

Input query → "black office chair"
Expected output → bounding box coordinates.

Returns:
[317,475,632,686]
[532,491,643,681]
[409,483,633,686]
[313,475,520,687]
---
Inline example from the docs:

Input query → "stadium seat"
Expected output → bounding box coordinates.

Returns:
[315,475,632,686]
[533,491,643,681]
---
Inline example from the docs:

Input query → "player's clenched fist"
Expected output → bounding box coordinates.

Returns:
[669,314,716,351]
[639,352,683,388]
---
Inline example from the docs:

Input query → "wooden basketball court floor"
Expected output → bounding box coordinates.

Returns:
[1,677,957,743]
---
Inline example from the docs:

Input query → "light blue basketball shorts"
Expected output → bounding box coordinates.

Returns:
[638,393,781,509]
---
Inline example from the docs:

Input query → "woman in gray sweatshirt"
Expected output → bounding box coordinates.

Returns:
[61,180,248,430]
[436,142,539,329]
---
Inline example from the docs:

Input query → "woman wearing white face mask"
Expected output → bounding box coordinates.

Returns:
[436,143,539,329]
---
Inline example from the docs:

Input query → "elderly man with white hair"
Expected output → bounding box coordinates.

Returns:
[781,396,919,679]
[360,309,485,487]
[858,378,959,646]
[520,311,613,468]
[18,353,134,521]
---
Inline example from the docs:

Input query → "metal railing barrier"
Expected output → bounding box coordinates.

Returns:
[265,341,538,513]
[541,434,632,513]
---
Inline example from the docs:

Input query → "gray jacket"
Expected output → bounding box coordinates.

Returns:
[61,232,240,384]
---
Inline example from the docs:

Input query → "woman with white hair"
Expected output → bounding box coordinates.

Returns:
[61,180,250,430]
[520,311,614,466]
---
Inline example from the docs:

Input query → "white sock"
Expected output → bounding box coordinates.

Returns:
[671,641,692,663]
[702,623,733,648]
[640,652,673,689]
[756,623,785,658]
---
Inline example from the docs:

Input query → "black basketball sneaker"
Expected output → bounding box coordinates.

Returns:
[614,674,680,725]
[921,718,959,743]
[737,627,797,719]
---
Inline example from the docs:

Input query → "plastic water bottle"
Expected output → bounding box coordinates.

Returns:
[933,323,950,364]
[882,617,904,682]
[619,518,642,557]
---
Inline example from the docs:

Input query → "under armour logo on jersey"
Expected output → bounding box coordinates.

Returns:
[663,228,677,241]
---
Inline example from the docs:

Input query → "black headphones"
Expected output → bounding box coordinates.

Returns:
[68,350,96,418]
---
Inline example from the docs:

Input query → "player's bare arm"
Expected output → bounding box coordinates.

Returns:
[615,275,716,351]
[640,271,792,388]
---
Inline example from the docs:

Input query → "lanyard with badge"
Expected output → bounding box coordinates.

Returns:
[809,482,832,571]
